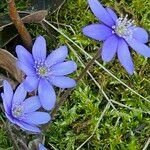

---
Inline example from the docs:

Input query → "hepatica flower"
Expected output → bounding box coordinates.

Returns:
[1,80,51,133]
[16,36,77,110]
[83,0,150,74]
[39,143,47,150]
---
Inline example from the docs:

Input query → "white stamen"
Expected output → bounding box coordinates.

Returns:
[112,14,136,38]
[35,60,50,77]
[12,105,23,118]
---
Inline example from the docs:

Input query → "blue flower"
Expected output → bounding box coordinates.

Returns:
[82,0,150,75]
[16,36,77,110]
[39,143,47,150]
[1,80,51,133]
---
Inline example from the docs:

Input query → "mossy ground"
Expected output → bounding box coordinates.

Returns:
[0,0,150,149]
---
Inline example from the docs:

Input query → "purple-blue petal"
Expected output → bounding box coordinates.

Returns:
[17,61,35,76]
[132,27,148,43]
[16,45,34,66]
[12,83,27,107]
[5,112,16,123]
[15,121,41,133]
[101,35,119,62]
[2,81,13,113]
[39,144,47,150]
[38,78,56,110]
[50,61,77,76]
[1,93,11,114]
[88,0,114,26]
[117,39,134,75]
[23,76,39,92]
[5,108,41,133]
[45,45,68,67]
[32,36,46,61]
[22,96,41,114]
[82,24,113,41]
[49,76,76,88]
[23,112,51,125]
[106,7,118,22]
[126,38,150,57]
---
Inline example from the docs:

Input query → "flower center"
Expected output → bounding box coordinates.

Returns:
[112,15,135,38]
[12,105,23,118]
[35,60,49,77]
[38,67,48,76]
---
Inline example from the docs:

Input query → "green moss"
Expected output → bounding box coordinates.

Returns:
[0,117,12,149]
[0,0,150,149]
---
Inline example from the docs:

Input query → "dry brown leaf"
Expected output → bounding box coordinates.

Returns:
[22,10,48,23]
[0,74,18,89]
[0,48,23,83]
[0,10,48,31]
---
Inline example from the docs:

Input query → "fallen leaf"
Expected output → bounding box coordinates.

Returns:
[0,48,23,83]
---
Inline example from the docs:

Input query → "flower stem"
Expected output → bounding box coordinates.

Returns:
[6,121,20,150]
[51,49,100,118]
[7,0,32,49]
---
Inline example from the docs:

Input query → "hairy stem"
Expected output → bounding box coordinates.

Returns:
[7,0,32,49]
[6,121,20,150]
[51,49,99,118]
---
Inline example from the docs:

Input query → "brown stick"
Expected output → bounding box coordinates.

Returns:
[7,0,32,49]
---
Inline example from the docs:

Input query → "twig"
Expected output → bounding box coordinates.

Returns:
[51,49,99,118]
[142,137,150,150]
[110,99,150,114]
[48,143,59,150]
[7,0,32,49]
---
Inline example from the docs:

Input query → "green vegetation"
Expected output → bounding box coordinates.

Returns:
[0,0,150,149]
